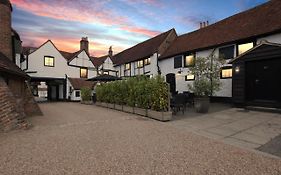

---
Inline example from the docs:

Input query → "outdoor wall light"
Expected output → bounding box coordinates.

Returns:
[235,66,240,73]
[177,69,183,75]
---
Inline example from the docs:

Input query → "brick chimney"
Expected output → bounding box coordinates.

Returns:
[108,46,113,57]
[80,37,89,53]
[0,0,13,60]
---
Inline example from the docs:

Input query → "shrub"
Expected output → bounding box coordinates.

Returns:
[95,75,169,111]
[81,87,92,101]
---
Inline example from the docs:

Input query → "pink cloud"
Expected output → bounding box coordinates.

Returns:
[11,0,159,37]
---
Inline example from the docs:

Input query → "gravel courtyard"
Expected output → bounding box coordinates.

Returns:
[1,103,281,174]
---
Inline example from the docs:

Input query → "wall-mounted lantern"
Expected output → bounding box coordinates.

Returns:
[235,66,240,73]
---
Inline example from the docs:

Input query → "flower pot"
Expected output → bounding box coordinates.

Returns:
[194,97,210,113]
[134,107,147,116]
[108,103,115,109]
[81,101,93,105]
[147,110,172,121]
[123,105,134,113]
[115,104,123,111]
[95,101,102,106]
[100,102,108,108]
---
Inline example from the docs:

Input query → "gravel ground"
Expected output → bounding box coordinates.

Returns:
[0,102,281,175]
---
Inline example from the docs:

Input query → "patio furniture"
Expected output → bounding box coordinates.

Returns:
[170,94,186,115]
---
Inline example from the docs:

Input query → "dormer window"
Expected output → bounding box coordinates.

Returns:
[80,68,88,78]
[238,42,254,55]
[44,56,54,67]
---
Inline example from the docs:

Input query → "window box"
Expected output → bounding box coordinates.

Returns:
[134,107,147,116]
[147,110,172,121]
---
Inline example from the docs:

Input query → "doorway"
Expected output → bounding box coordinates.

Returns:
[166,73,176,94]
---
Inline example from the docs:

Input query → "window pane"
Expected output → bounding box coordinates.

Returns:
[144,58,151,65]
[137,60,143,68]
[75,91,80,97]
[125,63,130,70]
[238,42,254,55]
[221,68,232,78]
[219,45,235,59]
[174,56,182,68]
[184,55,195,67]
[80,68,87,78]
[44,56,54,66]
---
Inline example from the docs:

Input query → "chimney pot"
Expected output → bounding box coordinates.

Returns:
[80,37,89,53]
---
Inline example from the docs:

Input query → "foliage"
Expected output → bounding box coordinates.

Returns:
[95,75,169,111]
[188,55,225,97]
[81,87,92,101]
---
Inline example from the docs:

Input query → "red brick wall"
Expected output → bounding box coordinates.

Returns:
[0,3,12,60]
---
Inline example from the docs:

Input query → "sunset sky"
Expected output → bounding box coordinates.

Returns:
[11,0,267,57]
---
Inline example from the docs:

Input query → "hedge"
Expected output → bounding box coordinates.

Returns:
[95,75,169,111]
[81,87,92,101]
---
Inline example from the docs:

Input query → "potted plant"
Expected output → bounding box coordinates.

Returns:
[188,55,225,113]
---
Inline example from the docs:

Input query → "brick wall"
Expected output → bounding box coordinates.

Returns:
[0,76,29,132]
[0,3,12,60]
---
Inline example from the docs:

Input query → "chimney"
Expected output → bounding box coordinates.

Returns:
[80,37,89,53]
[108,46,113,57]
[206,20,209,26]
[0,0,13,60]
[200,22,203,29]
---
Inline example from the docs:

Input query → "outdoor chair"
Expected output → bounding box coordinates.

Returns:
[170,94,186,115]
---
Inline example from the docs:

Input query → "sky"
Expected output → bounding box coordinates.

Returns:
[11,0,268,57]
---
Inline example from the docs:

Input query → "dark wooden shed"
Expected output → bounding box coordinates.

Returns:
[231,42,281,108]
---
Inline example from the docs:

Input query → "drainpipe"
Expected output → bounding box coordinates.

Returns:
[156,50,161,75]
[210,48,216,96]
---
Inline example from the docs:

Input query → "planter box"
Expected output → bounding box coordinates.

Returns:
[134,107,147,116]
[147,110,172,121]
[115,104,123,111]
[81,101,93,105]
[100,102,108,108]
[123,106,134,113]
[108,103,115,109]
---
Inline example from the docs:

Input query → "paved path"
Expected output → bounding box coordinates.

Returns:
[0,103,281,174]
[170,105,281,151]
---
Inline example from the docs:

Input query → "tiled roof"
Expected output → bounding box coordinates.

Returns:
[90,55,108,68]
[0,52,28,78]
[160,0,281,60]
[68,78,95,90]
[59,50,80,62]
[112,29,175,65]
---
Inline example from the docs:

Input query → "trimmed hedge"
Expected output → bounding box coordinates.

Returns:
[81,87,92,101]
[96,75,169,111]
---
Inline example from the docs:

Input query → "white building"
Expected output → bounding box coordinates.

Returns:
[22,38,98,101]
[111,29,177,78]
[158,0,281,107]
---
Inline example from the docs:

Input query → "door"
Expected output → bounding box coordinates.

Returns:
[246,58,281,106]
[166,73,176,94]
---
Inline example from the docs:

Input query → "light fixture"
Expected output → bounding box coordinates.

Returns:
[177,69,183,75]
[235,66,240,73]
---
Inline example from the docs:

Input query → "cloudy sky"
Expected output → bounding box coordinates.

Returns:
[11,0,267,56]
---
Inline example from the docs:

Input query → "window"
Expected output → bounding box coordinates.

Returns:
[185,74,195,81]
[44,56,54,67]
[125,63,131,70]
[144,58,151,65]
[75,91,80,97]
[238,42,254,55]
[103,71,109,75]
[80,68,88,78]
[137,60,143,68]
[174,56,182,68]
[221,67,232,79]
[184,54,195,67]
[219,45,235,59]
